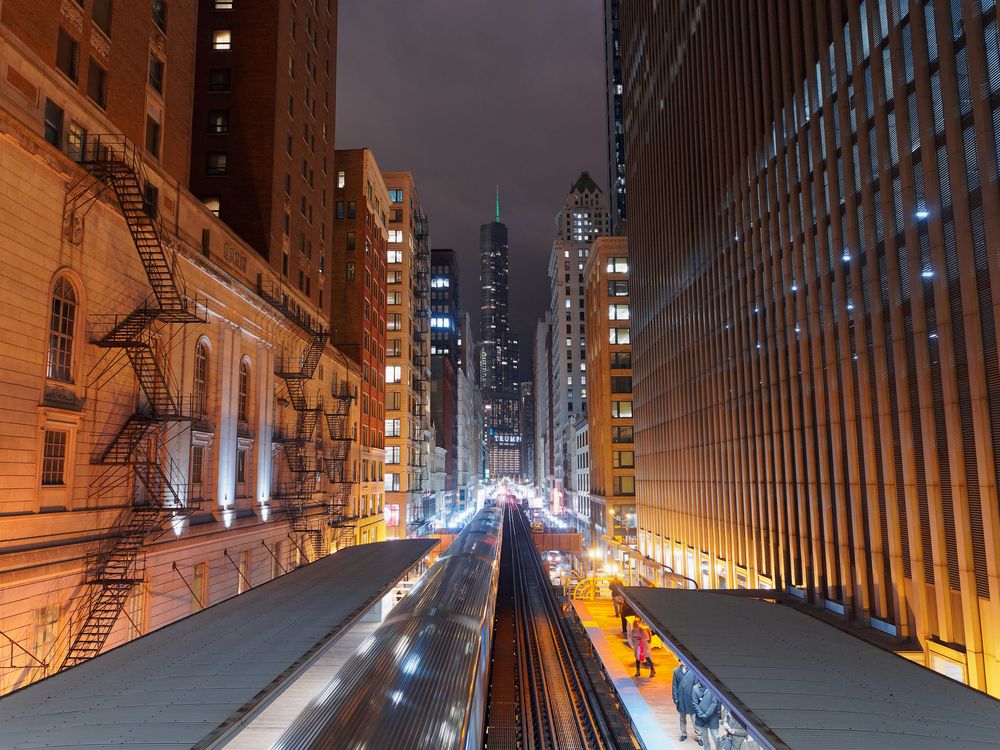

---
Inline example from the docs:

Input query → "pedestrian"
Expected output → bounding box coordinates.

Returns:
[619,595,634,636]
[672,662,696,741]
[628,617,656,678]
[692,680,720,749]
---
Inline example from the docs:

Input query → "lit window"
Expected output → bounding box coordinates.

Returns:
[203,196,221,216]
[193,341,209,416]
[212,29,232,49]
[388,229,403,243]
[206,152,228,175]
[47,277,77,382]
[387,250,402,264]
[606,256,628,273]
[337,170,345,188]
[238,360,250,422]
[609,327,630,345]
[609,304,630,320]
[213,0,233,9]
[386,365,402,384]
[208,109,229,133]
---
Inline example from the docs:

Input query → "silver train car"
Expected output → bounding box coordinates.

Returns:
[274,504,504,750]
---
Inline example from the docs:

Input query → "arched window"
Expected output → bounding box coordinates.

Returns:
[238,359,250,423]
[47,277,77,382]
[194,341,209,416]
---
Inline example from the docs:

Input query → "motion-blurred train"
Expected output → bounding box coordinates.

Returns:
[274,504,504,750]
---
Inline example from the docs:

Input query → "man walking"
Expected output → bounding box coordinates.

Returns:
[692,679,720,749]
[672,662,696,741]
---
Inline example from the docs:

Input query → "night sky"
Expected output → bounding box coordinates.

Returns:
[336,1,607,379]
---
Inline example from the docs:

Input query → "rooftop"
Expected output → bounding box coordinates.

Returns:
[0,540,435,750]
[624,587,1000,750]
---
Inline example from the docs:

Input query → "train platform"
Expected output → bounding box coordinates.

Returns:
[0,539,435,750]
[573,598,683,750]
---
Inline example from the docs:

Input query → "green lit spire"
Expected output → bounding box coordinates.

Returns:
[495,185,500,224]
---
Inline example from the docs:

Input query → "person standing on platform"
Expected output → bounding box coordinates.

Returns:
[672,662,696,741]
[628,617,656,678]
[692,679,720,749]
[618,594,634,637]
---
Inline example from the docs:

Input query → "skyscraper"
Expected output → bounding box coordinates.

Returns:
[431,248,460,497]
[542,174,610,512]
[190,0,337,312]
[622,0,1000,696]
[479,192,521,478]
[603,0,627,233]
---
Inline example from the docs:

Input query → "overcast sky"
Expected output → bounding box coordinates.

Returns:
[336,1,607,378]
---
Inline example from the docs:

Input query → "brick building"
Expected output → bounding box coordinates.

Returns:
[382,173,432,537]
[331,148,388,544]
[189,0,337,314]
[584,236,634,548]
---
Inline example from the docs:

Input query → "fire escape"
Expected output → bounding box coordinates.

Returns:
[411,214,431,528]
[324,384,357,549]
[260,280,330,562]
[62,136,204,669]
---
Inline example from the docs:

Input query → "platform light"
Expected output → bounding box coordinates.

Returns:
[921,269,935,279]
[916,209,930,219]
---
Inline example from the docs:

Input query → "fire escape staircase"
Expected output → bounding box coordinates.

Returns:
[61,136,204,670]
[270,306,330,561]
[323,389,356,548]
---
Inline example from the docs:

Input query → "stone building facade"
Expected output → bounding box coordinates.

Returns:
[0,0,369,695]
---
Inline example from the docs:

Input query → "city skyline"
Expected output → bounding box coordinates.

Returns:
[336,1,607,362]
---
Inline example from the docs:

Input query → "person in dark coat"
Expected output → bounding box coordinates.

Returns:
[672,663,696,741]
[619,596,635,636]
[692,680,720,749]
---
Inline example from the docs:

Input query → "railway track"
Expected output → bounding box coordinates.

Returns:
[484,502,639,750]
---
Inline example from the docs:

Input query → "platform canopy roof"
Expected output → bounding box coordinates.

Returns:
[624,587,1000,750]
[0,539,435,750]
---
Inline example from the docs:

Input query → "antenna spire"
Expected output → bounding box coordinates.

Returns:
[495,185,501,224]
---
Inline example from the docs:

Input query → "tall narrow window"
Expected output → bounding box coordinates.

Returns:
[92,0,112,36]
[87,58,107,108]
[148,55,164,92]
[151,0,167,31]
[41,430,68,486]
[43,99,64,148]
[190,443,204,486]
[193,341,209,416]
[238,360,250,422]
[56,28,79,81]
[47,277,76,382]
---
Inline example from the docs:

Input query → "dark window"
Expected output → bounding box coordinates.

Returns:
[347,201,356,219]
[346,262,355,281]
[152,0,167,31]
[41,431,68,486]
[148,55,164,92]
[206,152,227,175]
[610,351,632,369]
[235,448,246,483]
[335,201,344,219]
[43,99,64,148]
[144,116,160,157]
[142,182,158,218]
[207,110,229,133]
[87,59,107,108]
[92,0,112,35]
[56,28,78,81]
[346,231,356,251]
[207,68,230,91]
[611,376,633,393]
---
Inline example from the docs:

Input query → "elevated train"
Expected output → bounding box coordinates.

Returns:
[275,504,504,750]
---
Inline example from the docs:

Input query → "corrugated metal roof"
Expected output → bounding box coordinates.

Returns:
[624,588,1000,749]
[0,539,435,750]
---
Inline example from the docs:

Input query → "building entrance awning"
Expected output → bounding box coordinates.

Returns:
[623,587,1000,749]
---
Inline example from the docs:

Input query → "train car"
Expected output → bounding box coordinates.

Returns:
[274,505,503,750]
